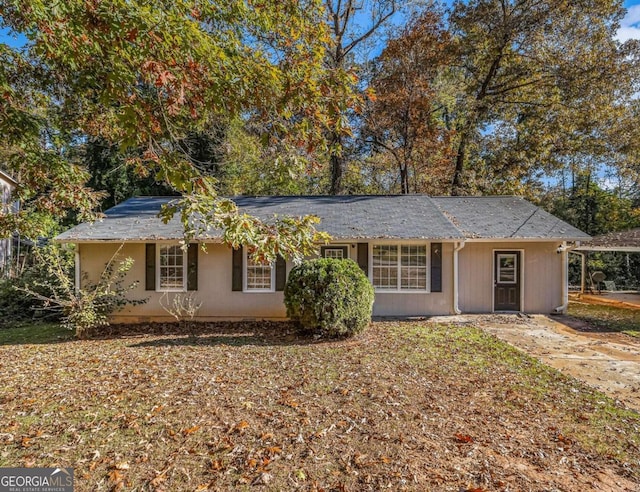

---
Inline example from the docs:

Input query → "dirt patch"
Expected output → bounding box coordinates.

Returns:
[570,292,640,311]
[473,314,640,412]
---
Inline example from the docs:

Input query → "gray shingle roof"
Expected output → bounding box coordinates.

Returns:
[431,196,590,240]
[55,195,589,242]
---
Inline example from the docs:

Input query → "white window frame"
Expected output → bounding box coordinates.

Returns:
[244,250,276,292]
[156,243,187,292]
[321,244,350,260]
[496,253,518,284]
[370,242,430,293]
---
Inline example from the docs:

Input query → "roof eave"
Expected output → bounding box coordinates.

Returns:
[0,170,18,186]
[575,246,640,252]
[464,237,589,242]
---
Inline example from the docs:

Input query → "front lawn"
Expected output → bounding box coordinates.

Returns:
[568,301,640,338]
[0,321,638,491]
[0,322,73,345]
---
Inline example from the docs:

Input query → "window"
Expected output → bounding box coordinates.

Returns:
[372,244,428,291]
[245,253,274,291]
[321,245,349,259]
[158,244,186,291]
[497,253,517,283]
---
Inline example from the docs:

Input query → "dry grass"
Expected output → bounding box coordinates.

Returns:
[0,321,638,491]
[568,302,640,338]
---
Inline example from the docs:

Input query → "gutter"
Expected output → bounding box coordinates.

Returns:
[453,240,466,315]
[553,241,578,314]
[75,249,81,293]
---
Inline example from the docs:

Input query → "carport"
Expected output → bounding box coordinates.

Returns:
[573,227,640,294]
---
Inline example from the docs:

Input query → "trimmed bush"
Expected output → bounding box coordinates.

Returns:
[284,258,374,338]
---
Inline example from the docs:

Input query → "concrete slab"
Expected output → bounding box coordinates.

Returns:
[465,314,640,412]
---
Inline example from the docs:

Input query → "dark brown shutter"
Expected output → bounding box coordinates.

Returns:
[431,242,442,293]
[232,247,243,291]
[275,255,287,291]
[187,243,198,291]
[357,242,368,274]
[145,243,156,291]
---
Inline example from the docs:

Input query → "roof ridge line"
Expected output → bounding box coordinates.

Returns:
[509,206,540,238]
[428,196,468,239]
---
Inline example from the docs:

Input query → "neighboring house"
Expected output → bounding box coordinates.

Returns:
[0,170,18,275]
[55,195,589,322]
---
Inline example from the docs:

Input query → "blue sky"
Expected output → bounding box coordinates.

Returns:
[618,0,640,41]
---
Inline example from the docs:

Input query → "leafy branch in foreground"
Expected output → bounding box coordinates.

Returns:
[1,0,347,252]
[19,244,146,338]
[159,178,330,264]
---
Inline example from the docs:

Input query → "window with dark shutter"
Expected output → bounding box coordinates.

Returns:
[431,243,442,293]
[232,247,243,291]
[187,243,198,291]
[357,242,368,275]
[145,243,156,291]
[275,255,286,291]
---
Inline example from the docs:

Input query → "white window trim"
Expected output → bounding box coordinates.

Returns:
[369,242,430,293]
[243,249,276,293]
[321,244,350,260]
[496,253,518,284]
[156,243,187,292]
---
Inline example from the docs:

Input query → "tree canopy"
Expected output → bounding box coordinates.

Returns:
[0,0,350,258]
[1,0,640,255]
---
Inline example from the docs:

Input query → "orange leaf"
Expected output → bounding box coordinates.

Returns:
[454,433,473,444]
[265,446,282,456]
[108,469,123,483]
[183,425,201,436]
[232,420,249,433]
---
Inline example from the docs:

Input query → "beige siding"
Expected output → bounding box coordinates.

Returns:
[79,243,287,322]
[458,242,562,313]
[369,242,454,316]
[79,240,564,322]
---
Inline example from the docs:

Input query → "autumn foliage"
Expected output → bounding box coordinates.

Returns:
[365,11,456,194]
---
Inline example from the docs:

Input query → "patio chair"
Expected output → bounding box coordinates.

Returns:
[590,271,606,294]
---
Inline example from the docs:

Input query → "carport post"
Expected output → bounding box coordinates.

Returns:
[574,251,588,294]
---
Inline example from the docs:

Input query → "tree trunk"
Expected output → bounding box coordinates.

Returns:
[451,129,469,196]
[400,164,409,194]
[329,130,343,195]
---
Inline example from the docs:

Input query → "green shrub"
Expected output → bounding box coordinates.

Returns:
[19,244,146,338]
[0,245,74,326]
[284,258,374,338]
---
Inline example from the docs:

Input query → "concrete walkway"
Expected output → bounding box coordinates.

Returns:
[476,315,640,412]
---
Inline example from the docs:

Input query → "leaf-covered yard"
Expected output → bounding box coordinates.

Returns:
[1,321,638,491]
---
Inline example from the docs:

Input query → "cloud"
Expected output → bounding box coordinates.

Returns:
[617,5,640,42]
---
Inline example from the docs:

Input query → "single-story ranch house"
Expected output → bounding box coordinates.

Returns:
[55,195,589,322]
